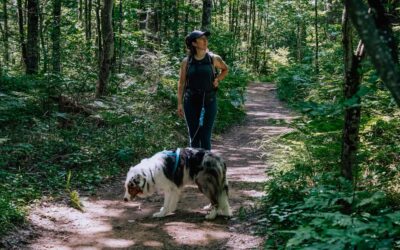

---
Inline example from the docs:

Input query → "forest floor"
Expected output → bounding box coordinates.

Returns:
[2,82,295,249]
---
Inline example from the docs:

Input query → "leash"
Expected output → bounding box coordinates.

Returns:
[190,92,206,146]
[162,148,181,175]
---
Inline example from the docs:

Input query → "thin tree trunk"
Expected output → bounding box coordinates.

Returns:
[52,0,62,74]
[341,6,365,180]
[85,0,88,40]
[346,0,400,105]
[184,0,189,35]
[118,0,122,73]
[85,0,92,42]
[262,0,269,72]
[17,0,27,69]
[39,4,48,73]
[79,0,83,21]
[314,0,319,74]
[3,0,9,64]
[158,0,163,37]
[296,21,302,62]
[250,0,256,69]
[88,0,92,40]
[95,0,102,66]
[172,0,179,52]
[26,0,39,74]
[96,0,114,98]
[201,0,212,31]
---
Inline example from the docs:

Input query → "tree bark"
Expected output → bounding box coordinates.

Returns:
[96,0,114,98]
[118,0,122,73]
[39,4,48,73]
[367,0,398,63]
[79,0,83,21]
[17,0,27,69]
[3,0,9,64]
[345,0,400,105]
[88,0,92,40]
[202,0,212,31]
[340,6,365,181]
[26,0,39,75]
[314,0,319,74]
[85,0,92,42]
[95,0,102,66]
[51,0,62,74]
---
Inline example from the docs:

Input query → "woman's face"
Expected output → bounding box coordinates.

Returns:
[193,35,208,50]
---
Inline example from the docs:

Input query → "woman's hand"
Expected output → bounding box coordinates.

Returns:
[213,78,220,89]
[177,104,184,118]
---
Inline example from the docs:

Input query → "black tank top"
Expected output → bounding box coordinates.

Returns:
[186,54,215,92]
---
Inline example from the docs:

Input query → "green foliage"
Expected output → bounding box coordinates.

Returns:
[262,67,400,248]
[263,178,400,249]
[0,198,25,237]
[214,67,248,133]
[274,63,314,104]
[69,190,84,212]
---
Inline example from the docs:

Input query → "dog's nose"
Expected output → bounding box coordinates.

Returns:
[124,197,129,202]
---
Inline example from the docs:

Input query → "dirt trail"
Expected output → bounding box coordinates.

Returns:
[4,83,295,250]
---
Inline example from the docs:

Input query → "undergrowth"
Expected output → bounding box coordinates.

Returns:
[260,62,400,249]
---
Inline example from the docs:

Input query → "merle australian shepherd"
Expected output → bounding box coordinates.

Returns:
[123,147,232,219]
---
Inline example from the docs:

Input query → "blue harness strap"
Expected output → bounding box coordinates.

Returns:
[162,148,181,175]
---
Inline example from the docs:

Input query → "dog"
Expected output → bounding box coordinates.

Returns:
[123,147,232,220]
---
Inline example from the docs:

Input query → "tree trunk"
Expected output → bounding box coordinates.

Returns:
[118,0,122,73]
[17,0,27,69]
[314,0,319,74]
[340,6,365,181]
[79,0,83,21]
[367,0,398,63]
[138,0,147,31]
[202,0,212,31]
[96,0,114,98]
[296,21,302,62]
[158,0,163,37]
[88,0,92,40]
[172,0,179,52]
[95,0,102,67]
[85,0,92,42]
[345,0,400,105]
[26,0,39,75]
[3,0,9,64]
[39,4,48,73]
[51,0,62,74]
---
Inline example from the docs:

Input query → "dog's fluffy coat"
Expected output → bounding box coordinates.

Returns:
[123,147,232,219]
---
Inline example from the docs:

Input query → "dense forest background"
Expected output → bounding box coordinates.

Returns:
[1,0,399,248]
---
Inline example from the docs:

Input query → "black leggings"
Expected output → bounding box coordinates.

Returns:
[183,90,217,150]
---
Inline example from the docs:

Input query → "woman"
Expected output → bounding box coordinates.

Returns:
[177,30,229,150]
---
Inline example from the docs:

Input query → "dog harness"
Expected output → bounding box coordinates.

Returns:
[162,148,181,175]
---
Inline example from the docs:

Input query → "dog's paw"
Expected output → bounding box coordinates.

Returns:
[203,203,212,211]
[205,209,217,220]
[152,211,167,218]
[218,207,233,217]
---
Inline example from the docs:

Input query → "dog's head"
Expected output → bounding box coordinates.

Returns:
[123,167,146,202]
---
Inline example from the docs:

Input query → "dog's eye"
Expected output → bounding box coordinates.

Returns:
[133,177,141,185]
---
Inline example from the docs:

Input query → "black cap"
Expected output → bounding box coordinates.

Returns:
[185,30,211,47]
